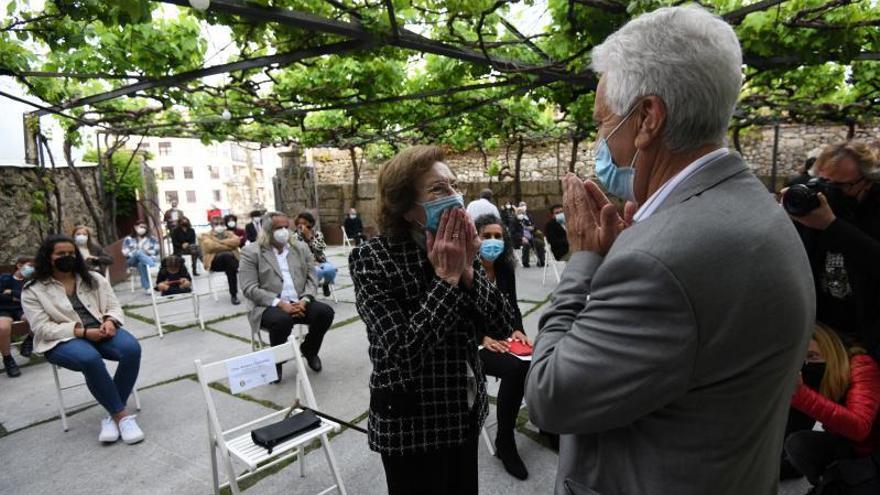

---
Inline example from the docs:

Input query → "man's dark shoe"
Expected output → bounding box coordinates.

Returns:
[305,354,322,372]
[3,355,21,378]
[193,270,200,276]
[20,334,34,358]
[322,282,331,297]
[231,295,241,305]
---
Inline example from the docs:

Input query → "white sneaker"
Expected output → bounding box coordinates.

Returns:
[99,416,119,443]
[118,415,145,445]
[144,289,152,296]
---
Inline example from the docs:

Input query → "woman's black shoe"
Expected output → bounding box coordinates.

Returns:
[495,436,528,480]
[322,282,331,297]
[3,355,21,378]
[20,334,34,357]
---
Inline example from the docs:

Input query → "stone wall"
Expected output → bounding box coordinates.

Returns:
[737,124,880,184]
[309,124,880,187]
[0,165,105,265]
[279,123,880,243]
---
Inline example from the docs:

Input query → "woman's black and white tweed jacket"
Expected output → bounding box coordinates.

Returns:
[350,234,516,455]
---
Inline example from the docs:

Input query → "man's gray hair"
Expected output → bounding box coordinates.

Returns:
[590,5,742,152]
[257,211,289,248]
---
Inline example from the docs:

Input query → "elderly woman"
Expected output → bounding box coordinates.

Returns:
[349,145,516,494]
[72,225,113,275]
[22,235,143,444]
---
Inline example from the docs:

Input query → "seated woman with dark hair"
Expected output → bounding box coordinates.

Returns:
[474,214,532,480]
[154,255,193,296]
[1,255,35,377]
[21,235,143,445]
[784,323,880,486]
[71,225,113,275]
[294,211,337,298]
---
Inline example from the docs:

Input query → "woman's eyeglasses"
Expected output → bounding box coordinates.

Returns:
[425,181,460,199]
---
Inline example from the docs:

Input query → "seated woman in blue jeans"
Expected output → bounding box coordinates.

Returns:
[294,212,337,297]
[21,235,144,445]
[122,221,158,294]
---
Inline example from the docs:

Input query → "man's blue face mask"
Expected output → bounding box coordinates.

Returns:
[420,193,464,233]
[479,239,504,262]
[594,104,640,201]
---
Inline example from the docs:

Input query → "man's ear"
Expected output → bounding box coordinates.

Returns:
[634,95,666,150]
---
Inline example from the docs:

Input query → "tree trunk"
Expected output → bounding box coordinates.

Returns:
[847,120,856,140]
[568,136,580,173]
[514,137,524,203]
[349,147,360,210]
[63,137,105,244]
[732,126,743,154]
[37,134,62,234]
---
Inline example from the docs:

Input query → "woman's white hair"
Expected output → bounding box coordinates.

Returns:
[591,5,743,152]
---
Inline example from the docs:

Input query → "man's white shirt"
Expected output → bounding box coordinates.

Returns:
[633,148,729,223]
[271,245,299,306]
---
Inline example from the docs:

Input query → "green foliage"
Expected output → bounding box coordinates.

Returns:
[1,0,878,158]
[82,148,144,216]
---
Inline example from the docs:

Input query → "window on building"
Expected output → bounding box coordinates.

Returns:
[158,141,172,156]
[138,142,150,150]
[186,190,196,203]
[161,167,175,180]
[208,165,220,179]
[213,190,222,202]
[165,191,179,204]
[184,167,193,179]
[230,143,248,162]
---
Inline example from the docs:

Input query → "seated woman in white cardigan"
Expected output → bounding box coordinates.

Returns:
[22,235,144,445]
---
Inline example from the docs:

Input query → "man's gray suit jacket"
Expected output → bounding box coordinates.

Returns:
[239,241,318,333]
[526,152,816,495]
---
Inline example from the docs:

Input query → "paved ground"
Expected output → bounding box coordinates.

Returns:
[0,246,810,494]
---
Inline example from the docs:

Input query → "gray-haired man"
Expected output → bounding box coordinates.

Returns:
[239,212,335,376]
[525,6,815,495]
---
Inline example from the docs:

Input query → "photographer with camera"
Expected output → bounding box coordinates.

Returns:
[782,140,880,358]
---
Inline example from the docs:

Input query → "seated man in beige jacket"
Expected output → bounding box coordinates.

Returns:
[22,235,144,445]
[200,215,242,305]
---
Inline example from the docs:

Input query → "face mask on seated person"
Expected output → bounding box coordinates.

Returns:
[135,227,147,236]
[801,362,827,389]
[20,265,35,278]
[74,235,88,246]
[273,228,291,244]
[227,221,236,229]
[420,193,464,233]
[213,225,226,234]
[54,256,76,273]
[480,239,504,262]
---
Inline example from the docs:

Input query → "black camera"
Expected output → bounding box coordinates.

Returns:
[782,177,842,217]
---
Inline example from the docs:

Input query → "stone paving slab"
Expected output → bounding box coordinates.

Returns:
[0,328,250,432]
[244,320,372,424]
[0,379,276,495]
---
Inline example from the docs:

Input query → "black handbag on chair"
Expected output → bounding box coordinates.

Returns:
[251,409,321,455]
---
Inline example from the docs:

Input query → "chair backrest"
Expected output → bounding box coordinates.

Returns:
[195,340,296,385]
[194,335,318,435]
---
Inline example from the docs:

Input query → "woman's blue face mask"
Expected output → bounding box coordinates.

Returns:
[480,238,504,261]
[419,193,464,233]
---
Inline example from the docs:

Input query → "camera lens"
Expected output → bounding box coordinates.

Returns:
[783,184,821,216]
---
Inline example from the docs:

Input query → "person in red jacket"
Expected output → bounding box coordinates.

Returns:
[785,322,880,485]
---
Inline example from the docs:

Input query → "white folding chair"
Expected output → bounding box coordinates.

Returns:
[251,323,305,351]
[542,251,564,286]
[195,336,346,495]
[147,268,205,338]
[481,424,496,456]
[51,363,142,432]
[340,227,352,251]
[128,258,159,292]
[207,271,229,302]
